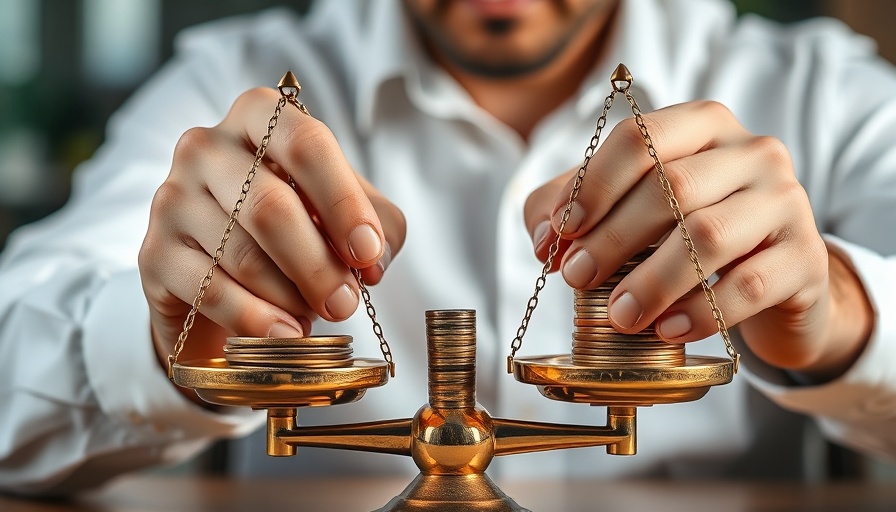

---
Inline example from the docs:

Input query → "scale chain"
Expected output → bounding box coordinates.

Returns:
[507,92,617,373]
[168,78,394,380]
[507,66,739,373]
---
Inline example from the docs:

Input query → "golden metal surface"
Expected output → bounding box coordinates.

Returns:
[377,474,530,512]
[171,357,388,408]
[610,63,633,90]
[513,354,733,406]
[167,65,741,512]
[276,70,301,97]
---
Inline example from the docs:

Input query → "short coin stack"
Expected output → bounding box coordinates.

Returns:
[425,310,477,409]
[223,335,354,368]
[572,248,686,368]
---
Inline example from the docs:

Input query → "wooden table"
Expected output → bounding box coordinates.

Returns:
[3,475,895,511]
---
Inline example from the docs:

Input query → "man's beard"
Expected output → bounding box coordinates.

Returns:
[409,0,602,79]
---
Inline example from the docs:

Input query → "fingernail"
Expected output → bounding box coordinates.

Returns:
[658,313,692,339]
[610,292,642,329]
[552,202,585,234]
[268,321,303,339]
[376,242,393,274]
[533,220,552,254]
[325,284,358,320]
[562,249,598,288]
[348,224,383,264]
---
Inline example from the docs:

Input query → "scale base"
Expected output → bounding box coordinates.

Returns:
[376,473,530,512]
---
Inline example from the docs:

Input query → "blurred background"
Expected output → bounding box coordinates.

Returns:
[0,0,894,481]
[0,0,893,247]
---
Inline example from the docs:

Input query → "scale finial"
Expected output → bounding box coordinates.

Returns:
[278,70,301,98]
[610,63,633,92]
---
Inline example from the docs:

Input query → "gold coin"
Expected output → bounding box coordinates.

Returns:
[225,335,352,348]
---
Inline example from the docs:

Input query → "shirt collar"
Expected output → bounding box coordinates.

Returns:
[574,0,677,118]
[354,0,693,133]
[354,0,415,134]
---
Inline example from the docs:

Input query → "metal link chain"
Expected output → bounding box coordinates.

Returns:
[506,92,617,373]
[353,268,395,377]
[507,68,739,374]
[168,83,395,379]
[622,89,740,372]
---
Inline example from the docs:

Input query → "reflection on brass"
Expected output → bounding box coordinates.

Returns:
[512,246,733,408]
[167,66,739,512]
[514,354,732,406]
[174,309,670,510]
[171,357,388,408]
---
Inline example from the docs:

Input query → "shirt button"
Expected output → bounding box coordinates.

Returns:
[127,411,145,425]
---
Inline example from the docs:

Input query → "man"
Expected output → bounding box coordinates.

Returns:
[2,0,895,494]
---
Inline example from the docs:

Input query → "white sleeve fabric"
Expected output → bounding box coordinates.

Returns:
[739,24,896,460]
[745,237,896,459]
[0,25,268,495]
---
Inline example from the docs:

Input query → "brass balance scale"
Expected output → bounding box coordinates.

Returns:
[168,65,738,511]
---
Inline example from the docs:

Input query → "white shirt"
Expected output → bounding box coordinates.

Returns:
[2,0,896,494]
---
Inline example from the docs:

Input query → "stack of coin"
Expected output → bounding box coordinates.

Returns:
[425,310,477,409]
[571,248,686,368]
[223,335,354,369]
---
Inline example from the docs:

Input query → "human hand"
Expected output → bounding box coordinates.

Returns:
[525,100,872,381]
[139,87,405,364]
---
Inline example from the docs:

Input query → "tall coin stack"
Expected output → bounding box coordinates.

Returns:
[425,310,477,409]
[572,247,686,368]
[223,335,354,368]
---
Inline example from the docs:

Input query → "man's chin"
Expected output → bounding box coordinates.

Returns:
[444,49,565,79]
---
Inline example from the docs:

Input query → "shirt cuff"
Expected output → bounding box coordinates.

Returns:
[82,269,263,442]
[744,235,896,423]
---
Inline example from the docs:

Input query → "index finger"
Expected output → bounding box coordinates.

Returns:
[225,87,385,268]
[550,100,747,239]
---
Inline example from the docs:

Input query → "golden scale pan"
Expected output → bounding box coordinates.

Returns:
[169,65,735,511]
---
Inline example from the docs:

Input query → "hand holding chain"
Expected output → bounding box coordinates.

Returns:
[508,64,740,373]
[168,72,394,380]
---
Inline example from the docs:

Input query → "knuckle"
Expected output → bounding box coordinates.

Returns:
[601,226,630,259]
[751,135,793,172]
[283,119,338,168]
[244,184,296,231]
[696,100,734,121]
[662,160,700,209]
[778,180,809,207]
[688,212,729,260]
[736,267,770,305]
[301,264,336,303]
[137,236,160,277]
[230,240,270,280]
[149,181,185,216]
[200,280,226,310]
[173,127,216,166]
[232,87,278,115]
[614,117,649,151]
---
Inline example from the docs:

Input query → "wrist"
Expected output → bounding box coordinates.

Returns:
[151,324,222,410]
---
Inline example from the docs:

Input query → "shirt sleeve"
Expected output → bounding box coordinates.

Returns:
[744,236,896,459]
[0,28,267,495]
[742,23,896,460]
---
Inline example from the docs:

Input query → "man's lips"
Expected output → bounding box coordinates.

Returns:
[464,0,535,18]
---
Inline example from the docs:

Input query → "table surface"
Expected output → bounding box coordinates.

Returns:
[3,474,895,512]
